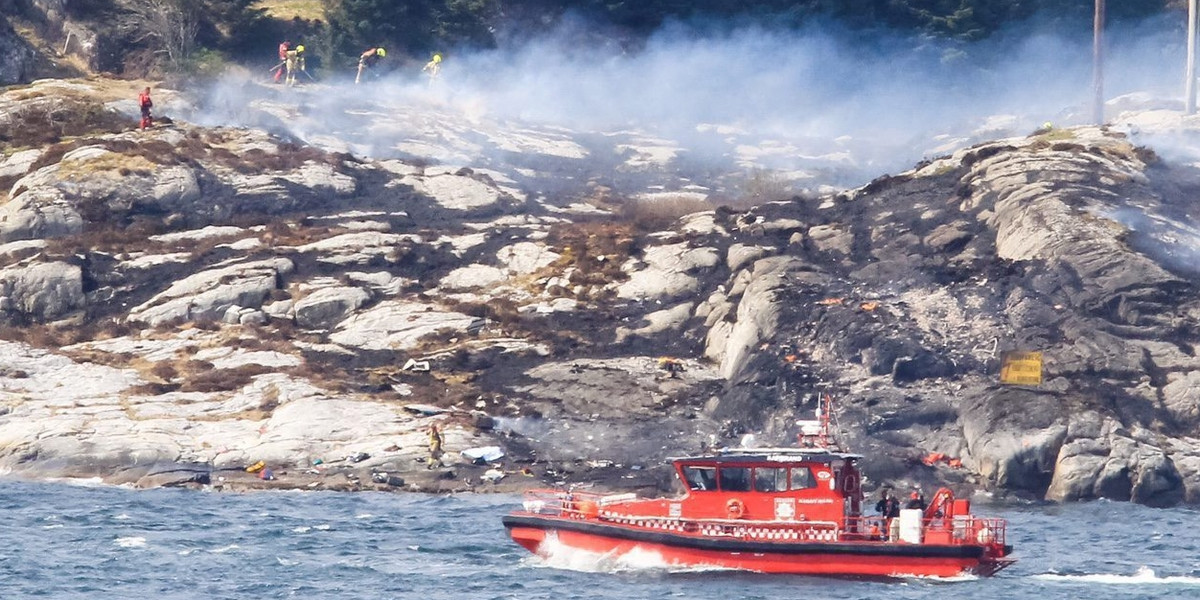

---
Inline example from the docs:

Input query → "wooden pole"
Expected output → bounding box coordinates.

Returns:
[1188,0,1198,114]
[1093,0,1105,125]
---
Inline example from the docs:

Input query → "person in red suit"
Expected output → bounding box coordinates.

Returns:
[138,87,153,130]
[273,40,290,83]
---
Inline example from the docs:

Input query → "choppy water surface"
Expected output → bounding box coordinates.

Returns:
[1,479,1198,599]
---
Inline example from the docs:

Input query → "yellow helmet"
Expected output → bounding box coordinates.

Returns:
[433,54,442,63]
[377,47,386,57]
[296,45,305,53]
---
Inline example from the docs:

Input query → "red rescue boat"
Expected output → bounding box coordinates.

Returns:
[502,396,1015,577]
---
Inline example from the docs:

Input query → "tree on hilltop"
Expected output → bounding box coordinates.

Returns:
[320,0,497,68]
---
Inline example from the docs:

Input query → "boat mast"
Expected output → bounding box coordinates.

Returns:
[797,393,843,451]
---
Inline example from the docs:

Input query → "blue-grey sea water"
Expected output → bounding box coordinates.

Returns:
[1,479,1197,599]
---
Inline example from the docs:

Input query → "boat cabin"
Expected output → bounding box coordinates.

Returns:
[672,447,864,526]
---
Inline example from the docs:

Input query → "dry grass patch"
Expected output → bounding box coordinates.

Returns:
[0,98,132,149]
[260,220,336,247]
[254,0,324,20]
[56,152,157,180]
[727,169,797,208]
[63,348,137,370]
[546,221,637,288]
[0,321,132,350]
[1035,128,1077,142]
[177,362,273,393]
[443,297,522,330]
[619,193,713,231]
[43,219,172,255]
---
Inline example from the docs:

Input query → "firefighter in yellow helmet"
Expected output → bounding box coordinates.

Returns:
[356,47,386,84]
[422,53,443,84]
[284,44,306,86]
[427,423,445,469]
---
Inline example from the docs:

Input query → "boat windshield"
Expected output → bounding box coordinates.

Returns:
[682,464,818,493]
[791,466,816,490]
[719,467,751,491]
[754,467,788,492]
[682,466,717,491]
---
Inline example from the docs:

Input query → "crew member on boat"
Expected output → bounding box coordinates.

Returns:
[875,488,900,541]
[906,490,927,510]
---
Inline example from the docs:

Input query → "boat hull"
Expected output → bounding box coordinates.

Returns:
[504,514,1010,577]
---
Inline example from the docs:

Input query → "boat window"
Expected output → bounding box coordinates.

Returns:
[754,467,787,492]
[719,467,752,492]
[790,466,816,490]
[682,466,717,491]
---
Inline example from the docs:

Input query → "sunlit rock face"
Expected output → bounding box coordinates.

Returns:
[3,77,1200,504]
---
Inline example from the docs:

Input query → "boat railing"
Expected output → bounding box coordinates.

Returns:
[519,489,1007,547]
[520,489,620,519]
[841,515,1008,548]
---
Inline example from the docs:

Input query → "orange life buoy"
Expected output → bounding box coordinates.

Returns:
[577,500,600,519]
[726,498,745,519]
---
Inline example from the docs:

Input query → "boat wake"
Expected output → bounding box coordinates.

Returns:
[1033,566,1200,586]
[527,536,733,574]
[897,573,981,583]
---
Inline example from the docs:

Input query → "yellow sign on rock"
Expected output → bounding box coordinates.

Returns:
[1000,351,1043,386]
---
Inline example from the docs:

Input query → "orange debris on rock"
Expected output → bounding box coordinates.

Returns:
[817,297,844,306]
[922,452,963,469]
[860,301,879,311]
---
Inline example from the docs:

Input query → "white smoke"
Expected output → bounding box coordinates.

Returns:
[183,13,1193,191]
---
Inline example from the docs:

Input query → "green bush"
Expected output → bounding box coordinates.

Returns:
[319,0,498,68]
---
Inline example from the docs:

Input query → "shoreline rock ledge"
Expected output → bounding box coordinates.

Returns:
[2,79,1200,506]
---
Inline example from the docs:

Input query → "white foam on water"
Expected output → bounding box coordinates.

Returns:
[47,477,107,488]
[1033,566,1200,586]
[42,524,63,529]
[209,544,239,554]
[292,526,311,533]
[528,533,733,574]
[115,536,146,548]
[355,513,373,519]
[898,573,980,583]
[114,513,131,520]
[276,556,298,566]
[314,524,331,530]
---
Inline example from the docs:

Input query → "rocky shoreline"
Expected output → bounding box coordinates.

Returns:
[4,76,1200,506]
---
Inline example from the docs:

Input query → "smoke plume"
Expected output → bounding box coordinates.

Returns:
[183,13,1194,194]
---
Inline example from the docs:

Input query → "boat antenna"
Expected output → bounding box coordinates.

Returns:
[824,393,846,451]
[796,393,844,451]
[798,393,843,451]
